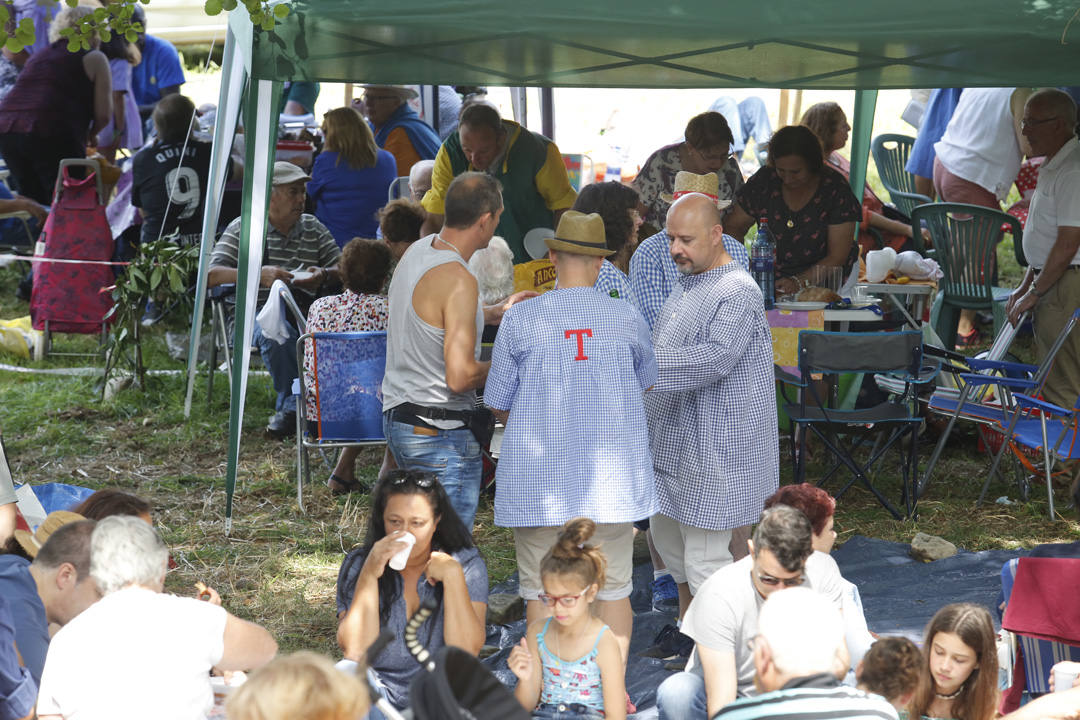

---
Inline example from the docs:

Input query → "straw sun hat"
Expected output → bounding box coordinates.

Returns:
[659,170,733,210]
[544,211,614,257]
[13,510,86,558]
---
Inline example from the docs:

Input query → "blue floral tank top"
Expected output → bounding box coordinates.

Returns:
[537,617,609,712]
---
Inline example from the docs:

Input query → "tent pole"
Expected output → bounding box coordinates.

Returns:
[185,27,245,418]
[541,87,554,140]
[223,77,284,533]
[849,89,878,229]
[510,87,527,126]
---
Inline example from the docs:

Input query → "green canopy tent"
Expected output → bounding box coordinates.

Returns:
[186,0,1080,529]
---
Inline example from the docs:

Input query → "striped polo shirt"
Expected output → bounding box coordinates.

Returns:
[210,213,341,307]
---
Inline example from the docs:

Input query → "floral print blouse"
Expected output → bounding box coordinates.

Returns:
[302,289,388,419]
[735,165,861,278]
[631,143,744,228]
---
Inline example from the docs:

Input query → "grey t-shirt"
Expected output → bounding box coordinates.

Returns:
[681,551,845,698]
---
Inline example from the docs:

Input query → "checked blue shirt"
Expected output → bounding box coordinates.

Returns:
[629,229,749,329]
[645,262,778,531]
[486,286,658,528]
[594,259,635,304]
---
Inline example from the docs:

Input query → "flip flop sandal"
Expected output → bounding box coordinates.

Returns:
[327,474,364,495]
[954,328,981,349]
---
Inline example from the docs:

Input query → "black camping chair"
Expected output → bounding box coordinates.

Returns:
[777,330,937,519]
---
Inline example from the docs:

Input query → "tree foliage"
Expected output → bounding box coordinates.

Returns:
[0,0,289,53]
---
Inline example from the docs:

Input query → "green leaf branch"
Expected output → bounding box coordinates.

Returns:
[0,0,289,53]
[101,238,199,398]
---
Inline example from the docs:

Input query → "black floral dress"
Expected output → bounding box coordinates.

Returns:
[735,166,861,278]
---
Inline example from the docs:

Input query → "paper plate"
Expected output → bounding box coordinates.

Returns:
[775,301,828,311]
[523,227,554,261]
[288,269,316,282]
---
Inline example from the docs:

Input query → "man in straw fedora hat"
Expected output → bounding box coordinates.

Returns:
[630,171,749,330]
[0,512,97,686]
[644,191,777,623]
[486,210,658,664]
[359,84,441,176]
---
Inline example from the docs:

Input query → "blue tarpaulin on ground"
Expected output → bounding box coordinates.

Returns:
[832,535,1029,640]
[17,482,94,523]
[482,534,1041,716]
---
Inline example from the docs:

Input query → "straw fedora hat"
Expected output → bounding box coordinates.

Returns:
[659,170,733,210]
[544,211,614,257]
[360,84,419,100]
[13,510,85,559]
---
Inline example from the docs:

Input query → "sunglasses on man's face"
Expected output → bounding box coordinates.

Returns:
[756,571,804,588]
[538,590,587,608]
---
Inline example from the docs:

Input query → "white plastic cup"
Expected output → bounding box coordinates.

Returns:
[388,532,416,571]
[1053,666,1079,693]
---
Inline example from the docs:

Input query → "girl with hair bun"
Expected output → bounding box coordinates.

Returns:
[508,518,626,720]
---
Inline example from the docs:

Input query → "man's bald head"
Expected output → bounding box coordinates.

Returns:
[665,193,730,275]
[1028,88,1078,129]
[409,160,435,202]
[1023,89,1077,159]
[667,193,725,233]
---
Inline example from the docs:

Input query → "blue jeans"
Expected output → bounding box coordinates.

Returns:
[532,702,605,720]
[383,413,482,529]
[707,96,773,154]
[657,670,708,720]
[252,321,299,413]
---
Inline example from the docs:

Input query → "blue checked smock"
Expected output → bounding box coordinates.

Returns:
[486,286,658,528]
[629,230,749,329]
[645,262,778,531]
[594,259,635,304]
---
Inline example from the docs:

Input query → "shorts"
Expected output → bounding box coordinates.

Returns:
[649,513,733,595]
[514,522,634,602]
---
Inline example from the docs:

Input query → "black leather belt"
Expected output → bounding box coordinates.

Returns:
[387,402,471,429]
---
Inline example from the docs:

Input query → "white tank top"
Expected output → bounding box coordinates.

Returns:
[934,88,1022,201]
[381,235,483,415]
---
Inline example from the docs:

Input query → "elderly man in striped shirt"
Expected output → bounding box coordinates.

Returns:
[486,210,657,663]
[645,192,778,620]
[209,161,341,438]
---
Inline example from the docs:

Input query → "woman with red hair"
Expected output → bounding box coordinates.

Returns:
[764,483,873,679]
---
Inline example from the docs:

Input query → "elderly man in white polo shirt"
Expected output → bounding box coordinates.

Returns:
[1007,88,1080,412]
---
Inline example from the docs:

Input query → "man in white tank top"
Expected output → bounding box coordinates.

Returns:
[381,172,534,529]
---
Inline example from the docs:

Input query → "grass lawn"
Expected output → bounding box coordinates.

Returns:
[1,242,1077,654]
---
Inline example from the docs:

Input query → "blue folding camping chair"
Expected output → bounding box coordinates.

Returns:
[969,308,1080,516]
[293,330,387,512]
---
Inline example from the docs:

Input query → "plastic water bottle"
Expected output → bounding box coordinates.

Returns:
[751,218,776,310]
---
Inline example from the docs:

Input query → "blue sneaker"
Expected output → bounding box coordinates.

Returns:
[651,573,679,612]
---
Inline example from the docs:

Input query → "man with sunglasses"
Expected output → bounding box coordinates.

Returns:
[359,84,441,177]
[656,505,844,720]
[713,588,896,720]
